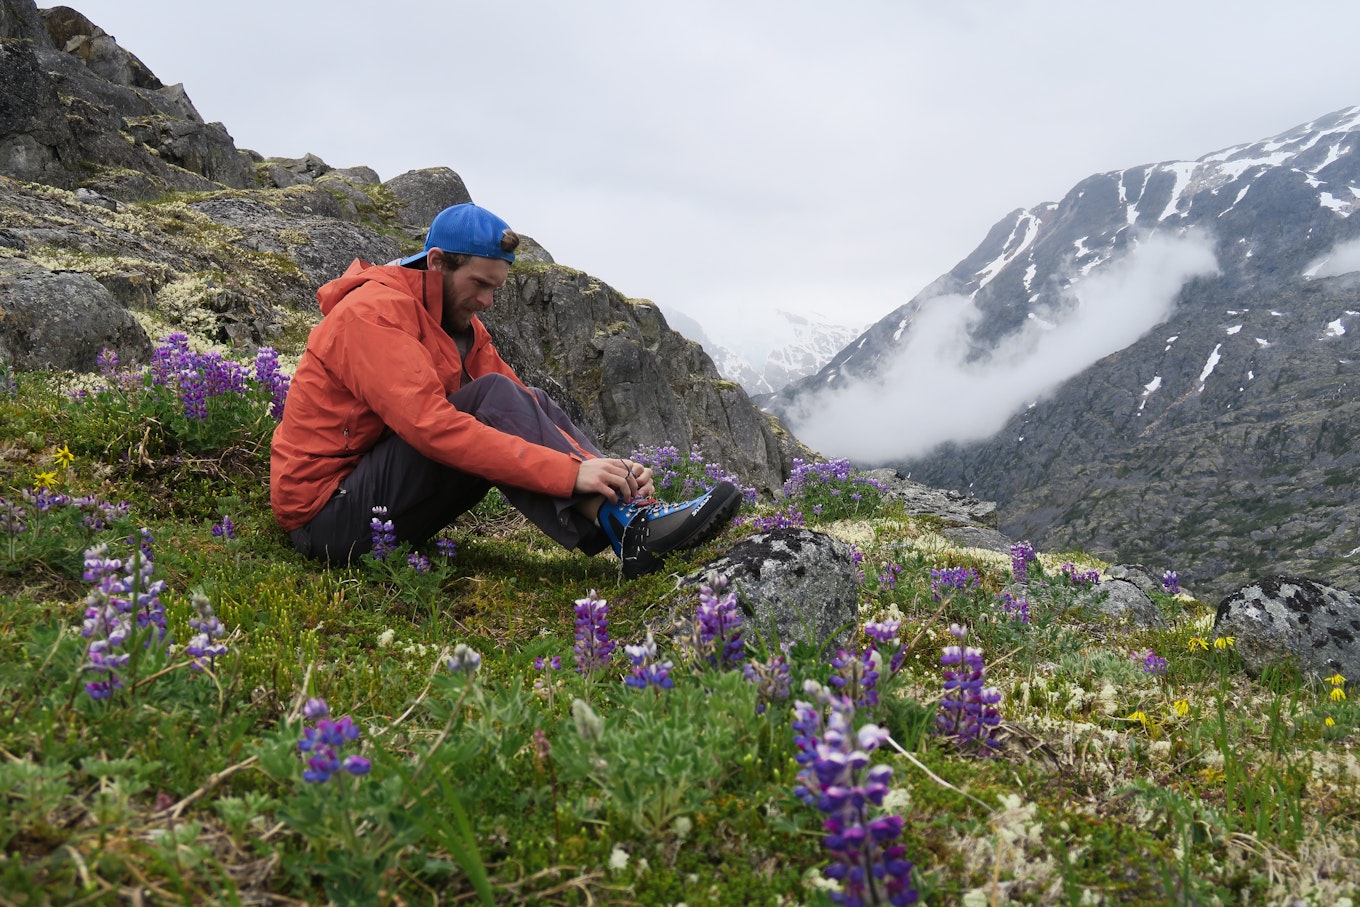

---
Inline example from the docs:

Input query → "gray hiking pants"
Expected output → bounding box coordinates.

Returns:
[289,373,610,565]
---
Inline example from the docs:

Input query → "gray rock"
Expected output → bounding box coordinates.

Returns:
[0,258,152,371]
[1214,575,1360,683]
[676,528,859,652]
[1104,564,1163,595]
[943,526,1013,553]
[3,0,51,44]
[1076,578,1166,629]
[329,166,380,186]
[860,468,998,527]
[483,268,792,495]
[384,167,472,235]
[187,195,400,290]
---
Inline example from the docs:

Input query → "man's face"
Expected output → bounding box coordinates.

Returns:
[440,254,510,332]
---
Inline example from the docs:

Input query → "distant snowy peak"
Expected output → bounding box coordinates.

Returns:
[794,104,1360,396]
[673,309,865,396]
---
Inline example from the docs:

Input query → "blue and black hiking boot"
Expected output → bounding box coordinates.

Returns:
[599,481,743,579]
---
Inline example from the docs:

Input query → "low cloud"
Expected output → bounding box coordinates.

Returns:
[789,230,1219,463]
[1303,237,1360,279]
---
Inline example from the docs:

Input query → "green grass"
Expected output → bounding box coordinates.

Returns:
[0,358,1358,906]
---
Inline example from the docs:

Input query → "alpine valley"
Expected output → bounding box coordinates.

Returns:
[770,106,1360,600]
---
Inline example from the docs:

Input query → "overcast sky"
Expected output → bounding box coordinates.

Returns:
[64,0,1360,357]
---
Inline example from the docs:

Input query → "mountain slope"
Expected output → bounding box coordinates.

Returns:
[772,107,1360,598]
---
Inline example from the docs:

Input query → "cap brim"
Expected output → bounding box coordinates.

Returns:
[397,250,428,267]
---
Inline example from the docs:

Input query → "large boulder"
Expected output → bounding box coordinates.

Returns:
[483,265,793,493]
[1214,575,1360,684]
[1078,578,1166,629]
[675,528,860,652]
[384,167,473,236]
[0,256,152,371]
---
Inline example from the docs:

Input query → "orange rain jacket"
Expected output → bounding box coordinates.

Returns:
[269,260,584,531]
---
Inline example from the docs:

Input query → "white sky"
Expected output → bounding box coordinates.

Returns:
[62,0,1360,354]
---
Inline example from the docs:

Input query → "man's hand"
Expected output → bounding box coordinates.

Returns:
[575,457,655,503]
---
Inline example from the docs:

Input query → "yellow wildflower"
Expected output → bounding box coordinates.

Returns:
[32,471,57,491]
[1325,716,1337,727]
[1188,637,1209,651]
[1213,636,1235,650]
[1172,699,1189,718]
[1331,687,1347,703]
[54,444,74,470]
[1326,673,1347,687]
[1128,709,1149,725]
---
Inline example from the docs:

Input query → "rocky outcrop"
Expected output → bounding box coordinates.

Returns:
[0,0,804,493]
[0,254,151,370]
[2,5,256,196]
[1214,575,1360,684]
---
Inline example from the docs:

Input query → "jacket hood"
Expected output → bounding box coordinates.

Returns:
[317,260,442,319]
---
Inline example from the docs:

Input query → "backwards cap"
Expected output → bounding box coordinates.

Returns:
[399,203,516,266]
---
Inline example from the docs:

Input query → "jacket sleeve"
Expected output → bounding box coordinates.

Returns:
[319,299,582,499]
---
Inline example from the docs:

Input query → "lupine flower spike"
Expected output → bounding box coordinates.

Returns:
[623,631,674,690]
[684,572,744,669]
[1009,541,1038,584]
[935,626,1002,755]
[186,593,230,671]
[297,698,371,782]
[792,684,918,905]
[369,506,397,559]
[572,590,615,675]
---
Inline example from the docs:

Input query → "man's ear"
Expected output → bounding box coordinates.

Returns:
[426,248,445,271]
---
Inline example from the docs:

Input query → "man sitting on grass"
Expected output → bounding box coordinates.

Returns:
[269,202,741,577]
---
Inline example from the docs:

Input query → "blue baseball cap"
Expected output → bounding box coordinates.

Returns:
[399,203,517,266]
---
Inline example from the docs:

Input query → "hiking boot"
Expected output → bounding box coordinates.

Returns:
[599,481,743,579]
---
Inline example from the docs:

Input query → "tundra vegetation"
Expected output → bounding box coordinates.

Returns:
[0,338,1357,906]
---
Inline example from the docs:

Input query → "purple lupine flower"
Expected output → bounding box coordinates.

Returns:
[151,333,193,387]
[253,346,291,420]
[1162,570,1181,595]
[685,572,745,669]
[186,592,229,671]
[792,688,918,906]
[850,547,866,585]
[435,537,457,559]
[1059,563,1101,588]
[302,697,330,720]
[447,643,482,675]
[0,498,26,538]
[297,703,369,783]
[534,655,563,672]
[744,650,792,714]
[935,630,1002,756]
[1138,649,1168,675]
[996,592,1031,624]
[623,631,674,690]
[1009,541,1037,584]
[96,347,120,378]
[830,647,882,709]
[930,567,979,601]
[369,506,397,559]
[78,536,168,700]
[743,506,804,532]
[572,590,615,675]
[877,563,903,591]
[864,619,908,678]
[407,552,431,573]
[178,370,209,422]
[211,516,236,540]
